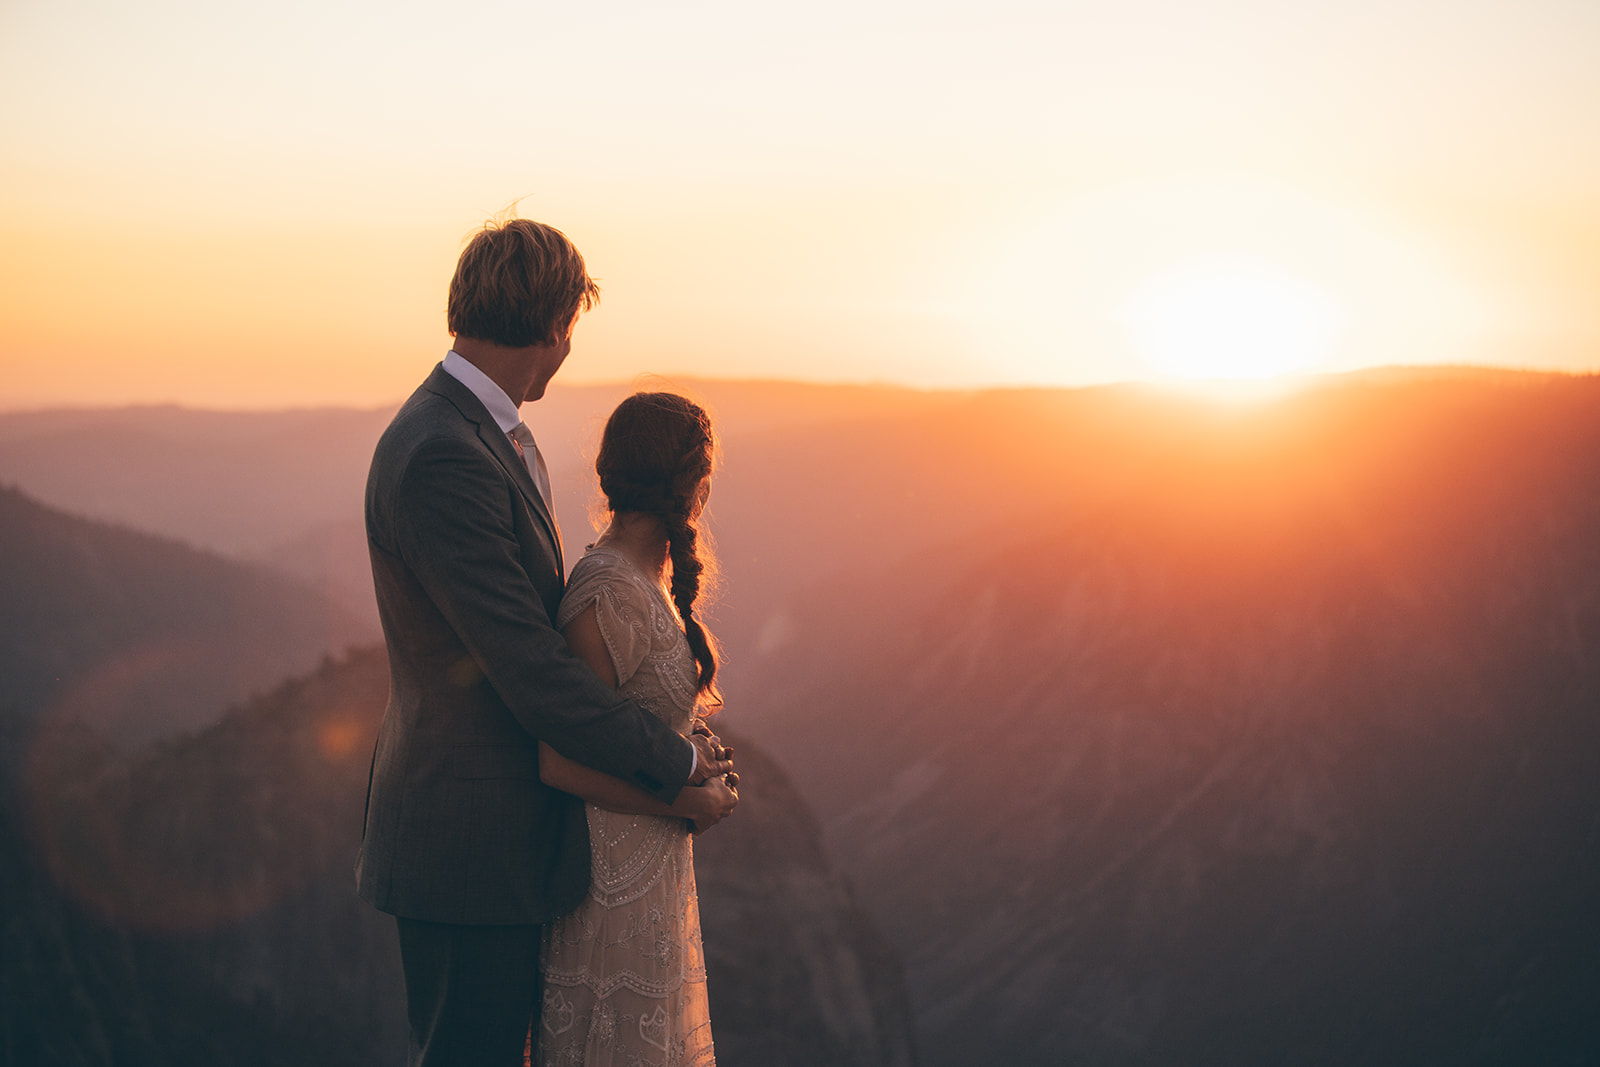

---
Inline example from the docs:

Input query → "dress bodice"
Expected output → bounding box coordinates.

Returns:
[556,547,700,736]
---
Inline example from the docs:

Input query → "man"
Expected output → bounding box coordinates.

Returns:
[357,218,735,1066]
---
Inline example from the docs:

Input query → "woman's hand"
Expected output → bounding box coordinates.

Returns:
[675,775,739,834]
[693,717,732,762]
[687,728,734,784]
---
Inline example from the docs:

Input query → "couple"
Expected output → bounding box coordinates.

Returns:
[357,218,739,1067]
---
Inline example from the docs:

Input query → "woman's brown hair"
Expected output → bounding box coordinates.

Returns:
[595,392,720,702]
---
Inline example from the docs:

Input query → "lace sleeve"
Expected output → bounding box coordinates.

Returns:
[557,555,655,688]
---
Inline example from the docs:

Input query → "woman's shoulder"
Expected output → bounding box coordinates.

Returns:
[559,547,683,688]
[559,547,658,622]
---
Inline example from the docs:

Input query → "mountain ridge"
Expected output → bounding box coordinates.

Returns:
[738,370,1600,1064]
[0,484,376,744]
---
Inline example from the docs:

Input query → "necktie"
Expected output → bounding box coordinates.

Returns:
[507,422,554,514]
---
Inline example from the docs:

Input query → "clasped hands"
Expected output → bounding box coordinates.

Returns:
[680,716,739,834]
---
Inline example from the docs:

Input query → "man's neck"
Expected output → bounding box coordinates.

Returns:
[449,337,537,408]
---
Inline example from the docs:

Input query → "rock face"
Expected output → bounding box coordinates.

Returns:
[741,372,1600,1065]
[695,731,917,1067]
[0,485,375,743]
[0,647,918,1067]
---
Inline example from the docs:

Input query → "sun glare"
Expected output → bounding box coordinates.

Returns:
[953,177,1486,389]
[1117,256,1346,381]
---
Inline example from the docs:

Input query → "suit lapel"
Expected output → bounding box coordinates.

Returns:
[478,419,565,574]
[425,366,566,575]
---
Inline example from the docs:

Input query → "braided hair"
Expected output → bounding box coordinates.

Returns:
[595,392,720,702]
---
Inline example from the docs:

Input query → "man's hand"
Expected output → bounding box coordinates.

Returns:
[675,775,739,834]
[687,729,734,784]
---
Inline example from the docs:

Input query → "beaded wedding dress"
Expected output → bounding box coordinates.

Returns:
[536,547,715,1067]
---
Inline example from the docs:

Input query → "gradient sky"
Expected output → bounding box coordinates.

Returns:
[2,0,1597,408]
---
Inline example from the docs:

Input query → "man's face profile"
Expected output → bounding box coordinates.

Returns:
[523,331,574,403]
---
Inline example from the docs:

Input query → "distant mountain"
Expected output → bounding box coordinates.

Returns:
[253,517,381,632]
[0,379,963,630]
[0,377,1164,690]
[0,380,945,557]
[0,486,376,744]
[0,648,917,1067]
[0,406,398,557]
[741,370,1600,1064]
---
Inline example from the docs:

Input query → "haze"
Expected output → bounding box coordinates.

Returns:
[3,0,1599,408]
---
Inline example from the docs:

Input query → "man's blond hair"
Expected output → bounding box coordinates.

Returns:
[447,218,600,347]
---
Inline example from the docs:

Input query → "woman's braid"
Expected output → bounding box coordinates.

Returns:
[596,393,720,700]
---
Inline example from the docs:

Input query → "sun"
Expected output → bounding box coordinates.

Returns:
[1117,255,1346,381]
[954,176,1482,388]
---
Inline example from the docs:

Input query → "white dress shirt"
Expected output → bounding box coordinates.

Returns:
[442,349,522,433]
[441,349,553,510]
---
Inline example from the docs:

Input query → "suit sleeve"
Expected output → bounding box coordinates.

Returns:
[389,435,694,802]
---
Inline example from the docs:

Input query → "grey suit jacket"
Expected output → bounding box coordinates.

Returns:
[356,364,694,925]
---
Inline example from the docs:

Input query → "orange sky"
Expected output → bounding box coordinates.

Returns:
[2,0,1598,408]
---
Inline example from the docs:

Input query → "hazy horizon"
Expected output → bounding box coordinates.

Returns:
[1,361,1589,417]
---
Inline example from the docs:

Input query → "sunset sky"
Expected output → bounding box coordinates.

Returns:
[2,0,1597,409]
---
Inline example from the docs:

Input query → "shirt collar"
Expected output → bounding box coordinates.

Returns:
[441,349,522,434]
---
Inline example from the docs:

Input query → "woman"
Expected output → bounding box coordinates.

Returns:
[534,392,737,1067]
